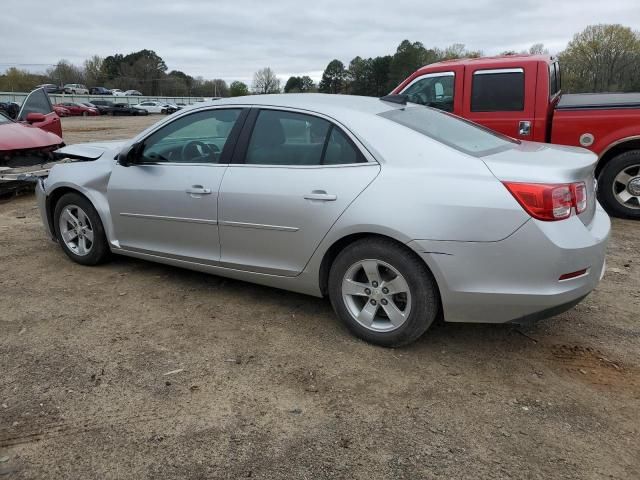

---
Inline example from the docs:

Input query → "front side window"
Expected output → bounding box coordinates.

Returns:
[471,69,525,112]
[141,109,241,164]
[379,106,518,157]
[245,110,365,166]
[401,73,455,112]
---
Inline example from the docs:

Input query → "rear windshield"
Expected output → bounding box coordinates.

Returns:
[378,106,517,157]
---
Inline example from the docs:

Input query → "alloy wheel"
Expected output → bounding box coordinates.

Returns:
[58,204,94,256]
[613,163,640,210]
[341,259,412,332]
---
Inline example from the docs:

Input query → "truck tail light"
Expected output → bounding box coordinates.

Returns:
[502,182,586,221]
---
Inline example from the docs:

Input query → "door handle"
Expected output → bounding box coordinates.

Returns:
[518,121,531,136]
[185,185,212,195]
[304,190,337,201]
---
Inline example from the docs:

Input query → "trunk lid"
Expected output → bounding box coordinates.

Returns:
[482,141,598,225]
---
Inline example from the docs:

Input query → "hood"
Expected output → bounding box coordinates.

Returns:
[55,140,128,160]
[0,122,62,151]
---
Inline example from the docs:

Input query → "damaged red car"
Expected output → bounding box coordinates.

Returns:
[0,88,64,196]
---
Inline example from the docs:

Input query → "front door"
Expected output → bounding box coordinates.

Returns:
[17,88,62,137]
[219,108,380,276]
[107,108,245,263]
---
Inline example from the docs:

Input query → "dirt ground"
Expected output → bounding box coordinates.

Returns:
[1,116,639,479]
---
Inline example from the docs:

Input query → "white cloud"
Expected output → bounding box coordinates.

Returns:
[2,0,638,81]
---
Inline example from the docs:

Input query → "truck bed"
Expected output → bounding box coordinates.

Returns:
[557,93,640,110]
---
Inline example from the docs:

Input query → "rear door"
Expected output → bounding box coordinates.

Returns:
[17,88,62,137]
[218,108,380,276]
[462,66,536,140]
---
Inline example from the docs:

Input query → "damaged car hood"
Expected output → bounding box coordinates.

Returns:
[55,140,129,160]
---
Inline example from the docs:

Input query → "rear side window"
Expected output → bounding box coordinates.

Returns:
[245,110,366,165]
[379,106,517,157]
[471,69,524,112]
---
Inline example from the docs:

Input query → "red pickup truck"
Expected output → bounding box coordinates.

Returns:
[393,54,640,219]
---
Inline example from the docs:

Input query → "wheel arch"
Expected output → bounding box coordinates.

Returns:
[318,232,443,311]
[46,186,95,237]
[596,137,640,178]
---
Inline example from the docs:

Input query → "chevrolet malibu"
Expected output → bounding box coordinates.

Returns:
[36,94,610,346]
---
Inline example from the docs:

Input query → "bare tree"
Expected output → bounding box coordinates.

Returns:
[252,67,280,94]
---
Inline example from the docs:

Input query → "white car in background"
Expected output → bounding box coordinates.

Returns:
[63,84,89,95]
[134,101,178,114]
[110,89,126,96]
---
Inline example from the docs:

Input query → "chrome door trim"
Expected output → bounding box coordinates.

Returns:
[400,71,455,92]
[120,212,218,225]
[219,220,299,232]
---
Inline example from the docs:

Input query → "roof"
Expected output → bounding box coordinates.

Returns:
[188,93,404,118]
[417,54,553,70]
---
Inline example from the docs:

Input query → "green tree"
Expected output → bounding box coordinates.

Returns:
[299,76,316,92]
[229,81,250,96]
[284,76,303,93]
[388,40,433,87]
[370,55,392,96]
[319,60,347,94]
[559,24,640,92]
[347,56,373,95]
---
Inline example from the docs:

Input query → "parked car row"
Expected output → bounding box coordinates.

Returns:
[49,100,185,117]
[35,84,144,96]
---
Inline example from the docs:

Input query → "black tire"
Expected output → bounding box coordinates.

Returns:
[597,150,640,219]
[53,192,110,266]
[328,238,439,347]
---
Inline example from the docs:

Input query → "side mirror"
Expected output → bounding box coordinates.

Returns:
[118,142,143,167]
[26,112,46,123]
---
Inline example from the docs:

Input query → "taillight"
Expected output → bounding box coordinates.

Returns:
[502,181,587,221]
[572,182,587,213]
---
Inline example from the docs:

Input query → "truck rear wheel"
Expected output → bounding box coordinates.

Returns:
[598,150,640,219]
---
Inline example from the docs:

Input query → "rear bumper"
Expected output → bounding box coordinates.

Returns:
[408,204,610,324]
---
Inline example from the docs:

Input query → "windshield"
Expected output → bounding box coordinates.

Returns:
[378,105,518,157]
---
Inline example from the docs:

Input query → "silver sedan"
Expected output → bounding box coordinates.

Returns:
[36,94,610,346]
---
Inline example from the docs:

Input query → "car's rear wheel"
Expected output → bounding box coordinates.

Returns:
[54,193,110,266]
[328,238,439,347]
[598,150,640,219]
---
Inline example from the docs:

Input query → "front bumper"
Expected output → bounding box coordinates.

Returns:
[408,204,610,324]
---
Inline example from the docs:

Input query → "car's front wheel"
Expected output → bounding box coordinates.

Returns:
[328,238,439,347]
[54,193,110,266]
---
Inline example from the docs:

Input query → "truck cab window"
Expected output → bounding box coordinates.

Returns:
[471,69,524,112]
[401,73,455,112]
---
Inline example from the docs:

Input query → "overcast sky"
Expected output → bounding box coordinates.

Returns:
[2,0,639,84]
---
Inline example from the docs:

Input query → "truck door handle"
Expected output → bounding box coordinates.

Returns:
[518,121,531,136]
[185,185,212,195]
[304,190,337,201]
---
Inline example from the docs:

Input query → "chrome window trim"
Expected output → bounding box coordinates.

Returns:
[400,71,455,91]
[474,68,524,75]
